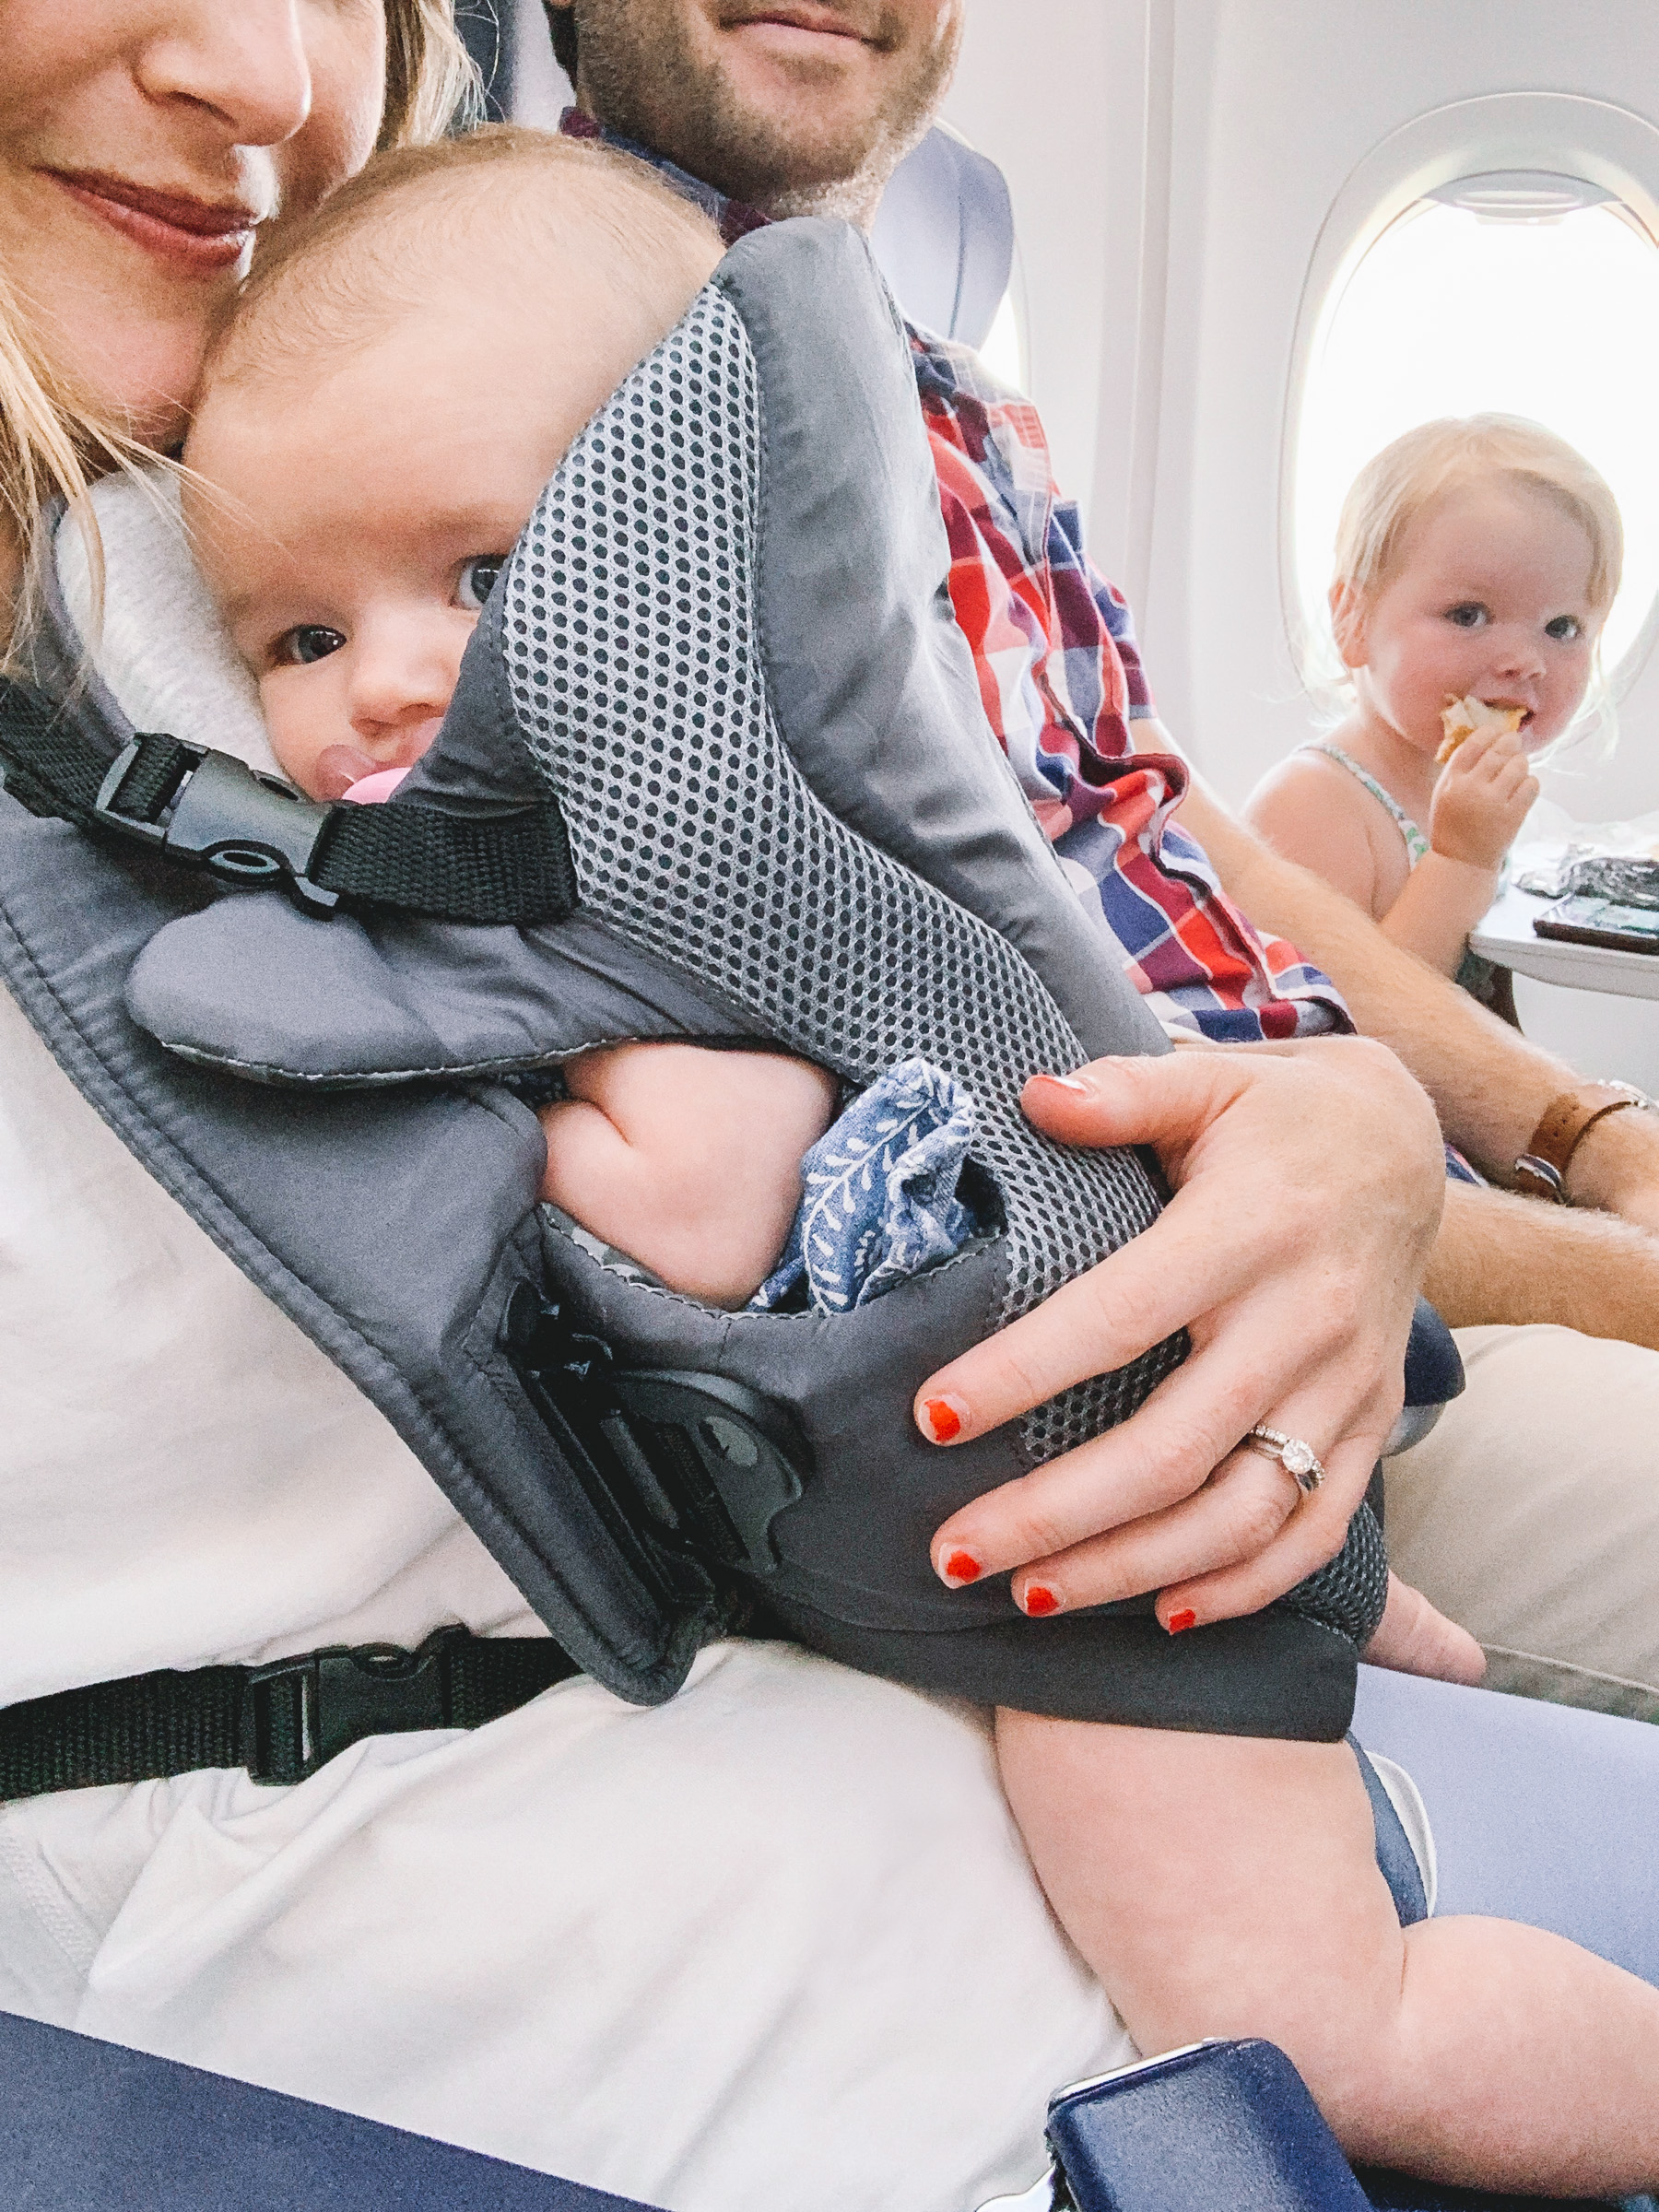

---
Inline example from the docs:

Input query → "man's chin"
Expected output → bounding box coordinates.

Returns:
[722,16,880,76]
[716,38,887,144]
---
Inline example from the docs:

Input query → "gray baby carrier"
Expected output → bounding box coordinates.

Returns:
[0,220,1384,1743]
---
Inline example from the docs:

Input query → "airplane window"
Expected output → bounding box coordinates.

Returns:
[1293,182,1659,685]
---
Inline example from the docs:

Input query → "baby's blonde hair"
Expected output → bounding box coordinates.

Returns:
[201,126,722,402]
[1333,414,1624,615]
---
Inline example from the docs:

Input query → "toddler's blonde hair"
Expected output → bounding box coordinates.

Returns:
[1333,413,1623,615]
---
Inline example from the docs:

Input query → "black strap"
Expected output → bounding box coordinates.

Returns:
[0,680,578,926]
[0,1630,581,1798]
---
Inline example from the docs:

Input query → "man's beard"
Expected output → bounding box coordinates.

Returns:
[570,1,961,222]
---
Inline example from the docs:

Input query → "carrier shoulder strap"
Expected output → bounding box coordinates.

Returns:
[0,678,578,926]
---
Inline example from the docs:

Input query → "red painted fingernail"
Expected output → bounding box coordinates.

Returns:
[1022,1584,1063,1618]
[1167,1608,1197,1636]
[920,1393,969,1444]
[941,1548,982,1586]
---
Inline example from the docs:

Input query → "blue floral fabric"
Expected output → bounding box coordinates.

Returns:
[753,1059,983,1313]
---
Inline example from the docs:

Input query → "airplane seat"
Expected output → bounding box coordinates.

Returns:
[0,2006,664,2212]
[11,1996,1646,2212]
[871,125,1016,350]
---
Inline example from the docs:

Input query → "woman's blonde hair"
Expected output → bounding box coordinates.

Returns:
[1332,413,1624,616]
[0,0,479,651]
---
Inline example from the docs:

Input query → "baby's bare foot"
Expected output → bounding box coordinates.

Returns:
[1363,1572,1487,1685]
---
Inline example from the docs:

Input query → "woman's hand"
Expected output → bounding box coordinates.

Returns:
[1429,727,1538,872]
[920,1039,1445,1627]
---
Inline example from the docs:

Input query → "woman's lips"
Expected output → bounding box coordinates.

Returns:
[46,171,258,276]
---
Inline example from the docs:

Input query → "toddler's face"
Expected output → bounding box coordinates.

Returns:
[185,287,632,800]
[1336,484,1604,760]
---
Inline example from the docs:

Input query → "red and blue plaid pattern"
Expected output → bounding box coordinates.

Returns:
[560,110,1348,1041]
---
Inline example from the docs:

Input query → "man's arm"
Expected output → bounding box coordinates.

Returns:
[1425,1178,1659,1346]
[1176,756,1659,1230]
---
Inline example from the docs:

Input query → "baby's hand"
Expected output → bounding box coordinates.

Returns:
[1428,727,1539,871]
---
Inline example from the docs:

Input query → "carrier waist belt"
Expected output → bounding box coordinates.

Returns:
[0,1630,578,1799]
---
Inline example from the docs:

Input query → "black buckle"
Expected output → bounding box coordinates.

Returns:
[94,736,338,916]
[500,1284,808,1577]
[241,1630,460,1784]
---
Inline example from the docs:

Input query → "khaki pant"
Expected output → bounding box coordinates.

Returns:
[1388,1324,1659,1722]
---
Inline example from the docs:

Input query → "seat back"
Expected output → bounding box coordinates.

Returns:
[871,125,1016,348]
[0,2007,662,2212]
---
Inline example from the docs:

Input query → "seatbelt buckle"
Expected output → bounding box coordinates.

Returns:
[241,1631,462,1785]
[93,736,339,917]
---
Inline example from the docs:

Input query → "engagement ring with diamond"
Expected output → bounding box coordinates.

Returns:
[1242,1424,1326,1497]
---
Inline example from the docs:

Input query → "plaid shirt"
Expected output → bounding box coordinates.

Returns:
[560,110,1347,1041]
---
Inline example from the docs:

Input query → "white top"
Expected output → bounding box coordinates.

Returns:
[0,482,540,1705]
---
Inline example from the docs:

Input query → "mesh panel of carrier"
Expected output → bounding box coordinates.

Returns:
[500,285,1380,1642]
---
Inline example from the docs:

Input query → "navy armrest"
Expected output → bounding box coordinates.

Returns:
[0,2007,664,2212]
[1023,2041,1627,2212]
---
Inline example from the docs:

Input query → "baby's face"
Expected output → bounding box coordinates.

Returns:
[1341,484,1604,761]
[184,284,639,800]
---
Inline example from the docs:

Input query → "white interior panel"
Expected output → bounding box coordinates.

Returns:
[950,1,1659,1083]
[1140,1,1659,815]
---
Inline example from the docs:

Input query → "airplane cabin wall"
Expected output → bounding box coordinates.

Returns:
[948,1,1659,1086]
[1143,2,1659,807]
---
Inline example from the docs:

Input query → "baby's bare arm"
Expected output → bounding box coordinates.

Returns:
[997,1712,1659,2194]
[538,1041,838,1309]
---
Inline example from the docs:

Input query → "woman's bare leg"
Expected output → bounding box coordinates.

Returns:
[996,1710,1659,2194]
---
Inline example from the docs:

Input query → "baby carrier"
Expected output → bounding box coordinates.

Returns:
[0,218,1388,1742]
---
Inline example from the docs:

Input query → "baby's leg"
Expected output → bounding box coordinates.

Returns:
[538,1041,837,1308]
[997,1710,1659,2194]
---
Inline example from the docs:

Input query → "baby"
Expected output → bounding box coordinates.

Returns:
[181,134,1659,2194]
[183,129,835,1312]
[1246,418,1620,1004]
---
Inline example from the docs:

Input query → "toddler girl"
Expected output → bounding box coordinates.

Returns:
[1245,418,1620,1003]
[180,135,1659,2196]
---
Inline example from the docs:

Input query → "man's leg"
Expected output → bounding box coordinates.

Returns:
[1386,1324,1659,1720]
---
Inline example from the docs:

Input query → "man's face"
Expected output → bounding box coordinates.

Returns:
[555,0,964,223]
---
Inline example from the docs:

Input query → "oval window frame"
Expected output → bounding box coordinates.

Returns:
[1281,92,1659,702]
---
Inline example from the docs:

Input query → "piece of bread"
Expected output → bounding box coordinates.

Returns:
[1437,694,1525,766]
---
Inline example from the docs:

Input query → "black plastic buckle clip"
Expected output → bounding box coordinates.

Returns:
[241,1630,460,1785]
[500,1285,808,1577]
[94,736,338,916]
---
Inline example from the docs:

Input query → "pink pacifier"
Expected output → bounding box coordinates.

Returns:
[340,764,413,805]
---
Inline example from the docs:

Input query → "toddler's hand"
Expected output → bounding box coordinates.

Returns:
[1428,727,1539,871]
